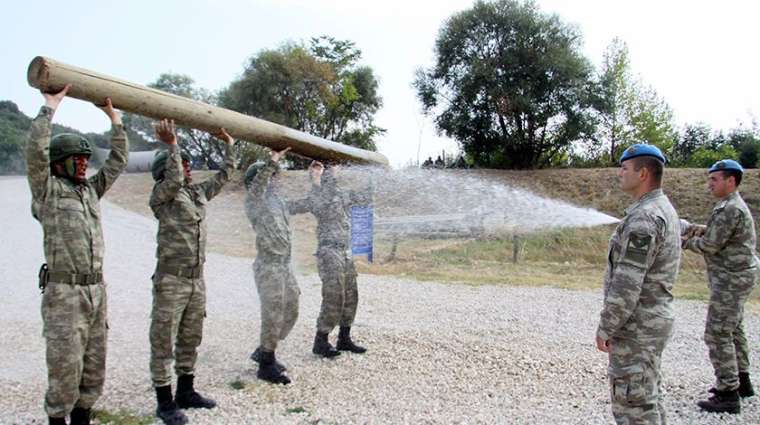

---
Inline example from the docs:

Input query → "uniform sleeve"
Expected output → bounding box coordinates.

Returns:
[287,183,318,215]
[199,141,236,201]
[597,216,660,341]
[244,190,257,225]
[90,124,129,198]
[149,144,182,208]
[248,159,278,201]
[25,106,55,211]
[683,206,737,255]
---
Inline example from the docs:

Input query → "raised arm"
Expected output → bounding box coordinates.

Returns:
[26,85,70,209]
[248,147,290,200]
[90,98,129,198]
[198,128,236,201]
[149,119,183,207]
[287,160,322,214]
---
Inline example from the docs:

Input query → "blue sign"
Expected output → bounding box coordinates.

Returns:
[351,206,374,262]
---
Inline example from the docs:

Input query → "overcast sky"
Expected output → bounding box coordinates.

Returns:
[2,0,758,167]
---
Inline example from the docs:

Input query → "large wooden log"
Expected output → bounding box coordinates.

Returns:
[27,56,389,166]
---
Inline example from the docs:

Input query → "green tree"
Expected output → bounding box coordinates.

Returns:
[727,128,760,169]
[673,123,712,166]
[593,38,676,165]
[414,0,597,169]
[690,144,738,168]
[220,36,384,168]
[124,73,229,168]
[0,101,31,174]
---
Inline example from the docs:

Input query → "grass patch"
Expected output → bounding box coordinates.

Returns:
[286,406,307,414]
[360,226,760,305]
[229,377,246,390]
[92,409,153,425]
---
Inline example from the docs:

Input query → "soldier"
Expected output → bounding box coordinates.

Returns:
[595,144,681,424]
[26,84,128,425]
[306,161,372,358]
[148,119,235,425]
[244,147,311,384]
[681,159,759,414]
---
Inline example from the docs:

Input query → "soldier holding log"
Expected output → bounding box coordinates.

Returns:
[27,84,128,425]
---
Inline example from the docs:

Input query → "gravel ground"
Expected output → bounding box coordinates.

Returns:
[1,175,759,425]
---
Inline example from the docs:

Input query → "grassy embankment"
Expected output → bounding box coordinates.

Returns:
[105,167,760,304]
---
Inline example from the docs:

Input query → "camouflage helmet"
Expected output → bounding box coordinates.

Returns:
[151,149,192,181]
[49,133,92,163]
[244,161,267,188]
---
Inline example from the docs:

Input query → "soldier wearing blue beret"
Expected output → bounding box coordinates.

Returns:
[682,159,759,414]
[597,144,681,424]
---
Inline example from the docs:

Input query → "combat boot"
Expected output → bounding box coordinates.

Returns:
[250,346,287,372]
[257,350,291,385]
[155,385,188,425]
[336,326,367,353]
[312,331,341,358]
[69,407,90,425]
[739,372,755,397]
[697,388,740,414]
[48,417,66,425]
[175,374,217,409]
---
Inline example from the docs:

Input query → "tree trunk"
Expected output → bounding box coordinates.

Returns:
[27,56,388,166]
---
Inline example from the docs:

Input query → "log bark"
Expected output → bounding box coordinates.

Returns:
[27,56,389,166]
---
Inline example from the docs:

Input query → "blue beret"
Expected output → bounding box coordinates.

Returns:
[709,159,743,174]
[619,144,667,164]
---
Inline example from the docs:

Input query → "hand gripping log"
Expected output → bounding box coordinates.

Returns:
[27,56,389,166]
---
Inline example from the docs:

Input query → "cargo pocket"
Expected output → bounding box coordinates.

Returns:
[612,370,652,406]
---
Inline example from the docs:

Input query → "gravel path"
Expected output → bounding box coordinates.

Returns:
[1,176,758,424]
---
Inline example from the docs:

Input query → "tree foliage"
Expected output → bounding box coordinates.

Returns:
[593,38,676,165]
[727,128,760,169]
[124,73,228,168]
[220,36,384,168]
[414,0,597,169]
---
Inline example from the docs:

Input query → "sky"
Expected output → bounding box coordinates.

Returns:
[2,0,758,168]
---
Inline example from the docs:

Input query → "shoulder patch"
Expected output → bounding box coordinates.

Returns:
[624,233,652,266]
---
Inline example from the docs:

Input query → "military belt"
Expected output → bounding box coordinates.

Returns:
[47,270,103,285]
[157,264,203,279]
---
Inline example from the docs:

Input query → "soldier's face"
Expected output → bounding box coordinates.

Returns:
[182,160,192,184]
[617,161,641,194]
[708,172,730,199]
[72,154,89,183]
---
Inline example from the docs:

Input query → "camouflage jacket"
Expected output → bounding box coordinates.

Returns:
[305,175,372,250]
[597,189,681,341]
[245,159,311,259]
[683,191,759,273]
[150,142,234,268]
[26,106,129,274]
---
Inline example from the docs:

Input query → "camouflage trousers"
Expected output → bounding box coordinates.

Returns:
[149,271,206,387]
[41,281,108,418]
[704,267,757,391]
[608,329,672,425]
[253,256,300,351]
[316,247,358,333]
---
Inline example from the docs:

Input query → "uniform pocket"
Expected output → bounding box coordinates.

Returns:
[612,371,653,406]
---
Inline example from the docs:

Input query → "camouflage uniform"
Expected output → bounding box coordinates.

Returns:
[26,106,128,418]
[597,189,681,424]
[245,159,310,351]
[149,143,234,387]
[306,174,371,333]
[683,191,759,391]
